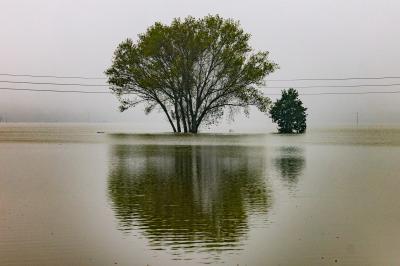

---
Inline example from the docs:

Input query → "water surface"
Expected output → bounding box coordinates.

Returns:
[1,124,400,265]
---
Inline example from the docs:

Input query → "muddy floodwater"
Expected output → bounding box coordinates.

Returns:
[1,124,400,265]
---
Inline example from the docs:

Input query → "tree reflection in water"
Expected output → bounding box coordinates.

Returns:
[107,145,271,258]
[273,146,305,187]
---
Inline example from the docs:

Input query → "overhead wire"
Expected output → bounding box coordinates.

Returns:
[1,72,400,96]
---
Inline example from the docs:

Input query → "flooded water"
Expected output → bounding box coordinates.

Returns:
[1,124,400,265]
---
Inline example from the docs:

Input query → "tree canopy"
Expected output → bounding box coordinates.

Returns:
[269,88,307,134]
[106,15,277,133]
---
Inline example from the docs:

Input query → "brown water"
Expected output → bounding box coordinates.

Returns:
[1,124,400,265]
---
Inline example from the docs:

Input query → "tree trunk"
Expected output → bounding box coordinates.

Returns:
[174,103,181,132]
[189,120,198,133]
[157,102,177,133]
[178,100,188,133]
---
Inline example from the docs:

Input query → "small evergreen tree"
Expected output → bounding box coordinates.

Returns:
[269,88,307,133]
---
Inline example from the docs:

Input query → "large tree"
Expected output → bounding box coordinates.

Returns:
[269,88,307,134]
[106,15,277,133]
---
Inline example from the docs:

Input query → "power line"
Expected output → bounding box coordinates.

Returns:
[0,80,108,87]
[260,83,400,89]
[0,87,110,94]
[265,91,400,96]
[2,80,400,90]
[267,76,400,82]
[0,73,106,80]
[1,72,400,82]
[1,86,400,96]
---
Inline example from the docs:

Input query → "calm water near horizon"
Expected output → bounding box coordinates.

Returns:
[1,124,400,265]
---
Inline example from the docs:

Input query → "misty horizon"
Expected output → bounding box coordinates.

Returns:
[1,0,400,131]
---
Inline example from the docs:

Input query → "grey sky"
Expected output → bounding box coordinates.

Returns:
[0,0,399,131]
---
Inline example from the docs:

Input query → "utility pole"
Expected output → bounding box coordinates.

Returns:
[356,112,359,127]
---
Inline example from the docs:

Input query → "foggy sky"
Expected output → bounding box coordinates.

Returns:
[1,0,399,132]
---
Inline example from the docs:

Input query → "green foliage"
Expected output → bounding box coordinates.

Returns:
[269,88,307,133]
[106,15,277,133]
